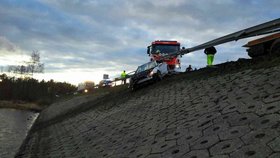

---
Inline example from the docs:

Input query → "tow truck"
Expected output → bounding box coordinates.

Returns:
[147,40,181,72]
[146,19,280,69]
[129,41,182,90]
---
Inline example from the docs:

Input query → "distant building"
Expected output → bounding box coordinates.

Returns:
[103,74,109,79]
[77,81,95,93]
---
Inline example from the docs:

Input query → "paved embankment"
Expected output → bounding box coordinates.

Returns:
[16,58,280,158]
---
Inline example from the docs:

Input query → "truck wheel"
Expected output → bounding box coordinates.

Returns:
[270,39,280,55]
[247,44,265,58]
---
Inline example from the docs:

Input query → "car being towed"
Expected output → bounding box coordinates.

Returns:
[129,61,168,90]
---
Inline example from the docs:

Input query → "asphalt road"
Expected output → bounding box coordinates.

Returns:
[16,59,280,158]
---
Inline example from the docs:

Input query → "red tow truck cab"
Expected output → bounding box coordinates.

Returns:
[147,40,181,70]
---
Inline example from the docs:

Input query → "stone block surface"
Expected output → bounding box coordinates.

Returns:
[15,64,280,158]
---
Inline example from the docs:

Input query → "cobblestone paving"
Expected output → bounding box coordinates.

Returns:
[36,92,108,124]
[16,66,280,158]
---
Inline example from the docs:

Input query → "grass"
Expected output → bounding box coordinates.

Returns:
[0,84,129,113]
[0,100,43,112]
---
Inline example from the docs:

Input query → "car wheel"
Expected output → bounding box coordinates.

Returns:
[155,71,162,81]
[131,84,138,91]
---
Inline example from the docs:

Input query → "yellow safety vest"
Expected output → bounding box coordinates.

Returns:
[121,72,126,78]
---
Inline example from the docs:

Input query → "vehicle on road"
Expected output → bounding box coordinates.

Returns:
[98,79,113,88]
[77,81,95,93]
[129,61,168,90]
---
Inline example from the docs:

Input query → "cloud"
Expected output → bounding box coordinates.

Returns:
[0,36,17,52]
[0,0,279,84]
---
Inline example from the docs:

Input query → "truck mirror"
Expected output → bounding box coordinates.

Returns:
[147,46,150,55]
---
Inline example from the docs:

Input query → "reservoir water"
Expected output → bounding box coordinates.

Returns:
[0,108,38,158]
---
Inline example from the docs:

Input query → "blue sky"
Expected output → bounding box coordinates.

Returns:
[0,0,279,85]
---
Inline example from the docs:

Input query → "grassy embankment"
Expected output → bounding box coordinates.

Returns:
[0,84,129,112]
[0,100,42,112]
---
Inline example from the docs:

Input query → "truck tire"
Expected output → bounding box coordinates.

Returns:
[247,44,265,58]
[270,39,280,55]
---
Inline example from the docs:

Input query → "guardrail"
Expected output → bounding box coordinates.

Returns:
[111,71,135,86]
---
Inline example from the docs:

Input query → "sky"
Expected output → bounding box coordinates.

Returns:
[0,0,279,85]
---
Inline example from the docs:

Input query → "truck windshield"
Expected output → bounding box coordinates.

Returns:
[151,45,179,54]
[136,61,157,73]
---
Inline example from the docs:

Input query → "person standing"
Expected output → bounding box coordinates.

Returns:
[121,70,127,84]
[186,65,193,72]
[204,46,217,66]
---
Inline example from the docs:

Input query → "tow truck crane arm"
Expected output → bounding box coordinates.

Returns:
[165,18,280,58]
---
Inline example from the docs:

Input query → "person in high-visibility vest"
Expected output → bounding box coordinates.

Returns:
[121,70,127,84]
[204,46,217,66]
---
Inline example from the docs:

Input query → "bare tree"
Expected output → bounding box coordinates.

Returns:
[8,50,44,77]
[27,50,44,76]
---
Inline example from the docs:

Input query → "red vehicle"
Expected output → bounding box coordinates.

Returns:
[147,40,181,71]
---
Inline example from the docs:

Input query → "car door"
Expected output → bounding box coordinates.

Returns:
[158,62,168,76]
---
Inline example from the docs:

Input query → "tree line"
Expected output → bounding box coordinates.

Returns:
[0,74,77,105]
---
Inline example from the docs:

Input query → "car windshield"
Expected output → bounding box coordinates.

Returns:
[136,61,157,73]
[151,45,179,54]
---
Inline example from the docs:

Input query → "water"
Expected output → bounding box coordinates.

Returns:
[0,108,38,158]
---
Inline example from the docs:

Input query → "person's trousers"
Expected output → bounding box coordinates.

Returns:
[207,54,215,66]
[122,79,126,84]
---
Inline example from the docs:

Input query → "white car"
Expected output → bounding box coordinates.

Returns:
[129,61,168,90]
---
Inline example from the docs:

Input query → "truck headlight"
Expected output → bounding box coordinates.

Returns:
[175,64,180,68]
[149,71,154,76]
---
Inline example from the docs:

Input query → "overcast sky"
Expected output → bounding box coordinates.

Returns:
[0,0,279,85]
